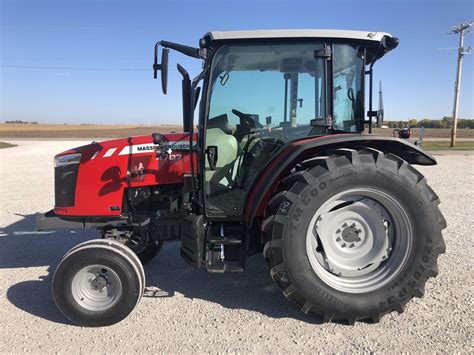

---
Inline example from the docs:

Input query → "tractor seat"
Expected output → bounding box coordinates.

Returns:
[205,128,238,186]
[207,114,233,135]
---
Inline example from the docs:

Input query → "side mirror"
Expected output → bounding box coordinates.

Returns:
[153,46,169,95]
[206,146,218,170]
[152,133,164,144]
[161,48,169,95]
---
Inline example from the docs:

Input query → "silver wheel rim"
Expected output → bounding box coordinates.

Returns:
[306,188,413,293]
[71,264,122,311]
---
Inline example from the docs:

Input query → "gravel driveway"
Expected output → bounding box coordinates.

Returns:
[0,140,472,353]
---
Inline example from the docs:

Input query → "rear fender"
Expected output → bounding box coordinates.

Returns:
[245,134,436,227]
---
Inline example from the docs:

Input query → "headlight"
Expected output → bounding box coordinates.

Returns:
[54,153,82,168]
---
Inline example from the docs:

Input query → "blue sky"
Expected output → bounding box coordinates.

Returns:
[1,0,473,124]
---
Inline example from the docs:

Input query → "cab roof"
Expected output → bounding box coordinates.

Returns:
[204,29,393,43]
[201,29,399,63]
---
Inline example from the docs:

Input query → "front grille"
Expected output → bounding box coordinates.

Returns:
[55,164,79,207]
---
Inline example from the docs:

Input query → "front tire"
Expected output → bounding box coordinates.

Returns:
[53,240,143,327]
[263,148,446,324]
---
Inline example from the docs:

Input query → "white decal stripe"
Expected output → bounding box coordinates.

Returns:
[118,141,195,156]
[90,151,99,160]
[118,144,153,155]
[103,148,117,157]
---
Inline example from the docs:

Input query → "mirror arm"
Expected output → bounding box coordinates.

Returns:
[153,40,205,80]
[159,40,205,59]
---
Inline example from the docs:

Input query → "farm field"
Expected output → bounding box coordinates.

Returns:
[1,123,473,140]
[421,141,474,150]
[0,124,182,138]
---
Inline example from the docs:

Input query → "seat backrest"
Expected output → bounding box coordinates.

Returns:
[205,128,238,181]
[207,114,232,135]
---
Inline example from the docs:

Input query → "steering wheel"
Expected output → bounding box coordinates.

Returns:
[231,109,255,128]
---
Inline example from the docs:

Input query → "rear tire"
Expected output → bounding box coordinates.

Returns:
[263,148,446,324]
[53,240,143,327]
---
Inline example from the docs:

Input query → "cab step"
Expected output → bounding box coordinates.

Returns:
[207,237,243,245]
[206,264,244,273]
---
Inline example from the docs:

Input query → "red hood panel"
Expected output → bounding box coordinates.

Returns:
[54,133,196,217]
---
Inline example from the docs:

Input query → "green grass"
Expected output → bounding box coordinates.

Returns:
[0,142,17,149]
[421,141,474,151]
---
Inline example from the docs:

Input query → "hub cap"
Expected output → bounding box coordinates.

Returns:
[71,264,122,311]
[306,188,412,293]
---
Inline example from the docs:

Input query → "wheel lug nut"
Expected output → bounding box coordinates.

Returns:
[349,243,355,248]
[336,237,341,242]
[341,243,347,248]
[336,229,341,233]
[342,223,347,228]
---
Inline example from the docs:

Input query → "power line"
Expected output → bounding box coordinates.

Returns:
[1,64,203,72]
[0,64,149,71]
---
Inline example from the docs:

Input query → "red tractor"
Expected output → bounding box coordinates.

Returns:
[37,30,446,327]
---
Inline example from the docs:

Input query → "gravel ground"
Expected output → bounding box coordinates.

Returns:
[0,140,472,353]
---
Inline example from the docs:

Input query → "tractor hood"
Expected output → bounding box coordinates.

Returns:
[53,133,196,217]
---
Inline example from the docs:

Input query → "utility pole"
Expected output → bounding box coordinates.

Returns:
[447,21,473,147]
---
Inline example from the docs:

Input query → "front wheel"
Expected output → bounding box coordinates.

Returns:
[263,148,446,324]
[53,239,143,327]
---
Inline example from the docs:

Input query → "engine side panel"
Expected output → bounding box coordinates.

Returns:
[54,133,195,217]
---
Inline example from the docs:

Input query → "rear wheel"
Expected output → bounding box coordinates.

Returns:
[53,240,143,327]
[263,148,446,324]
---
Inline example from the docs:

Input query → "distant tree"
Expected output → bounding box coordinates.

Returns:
[4,120,38,124]
[441,116,452,129]
[458,118,474,129]
[386,118,473,129]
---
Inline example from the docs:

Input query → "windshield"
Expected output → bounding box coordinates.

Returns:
[208,42,327,142]
[203,42,364,218]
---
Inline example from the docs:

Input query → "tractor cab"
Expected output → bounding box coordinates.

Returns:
[153,30,399,218]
